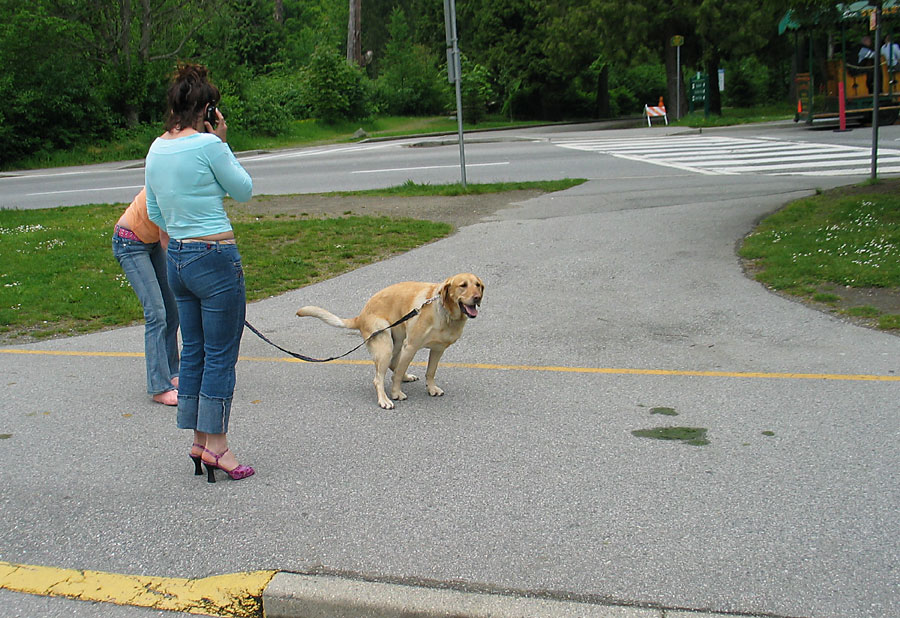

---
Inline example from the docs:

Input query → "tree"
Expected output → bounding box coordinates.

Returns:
[202,0,287,75]
[347,0,362,65]
[0,2,108,163]
[376,7,447,115]
[305,46,372,122]
[696,0,785,114]
[281,0,346,68]
[45,0,217,127]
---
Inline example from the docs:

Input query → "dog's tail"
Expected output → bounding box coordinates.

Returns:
[296,306,359,330]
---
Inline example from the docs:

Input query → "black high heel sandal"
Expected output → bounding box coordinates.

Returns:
[189,443,204,476]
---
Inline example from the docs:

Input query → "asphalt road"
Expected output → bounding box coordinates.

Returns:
[1,124,898,617]
[4,118,900,209]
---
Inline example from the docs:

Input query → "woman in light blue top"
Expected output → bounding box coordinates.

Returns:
[146,63,254,483]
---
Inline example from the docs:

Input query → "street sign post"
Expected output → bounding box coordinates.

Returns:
[671,35,683,118]
[444,0,466,188]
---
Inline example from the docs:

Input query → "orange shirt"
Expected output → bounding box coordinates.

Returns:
[119,189,161,243]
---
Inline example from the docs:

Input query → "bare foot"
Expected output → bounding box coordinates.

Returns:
[152,389,178,406]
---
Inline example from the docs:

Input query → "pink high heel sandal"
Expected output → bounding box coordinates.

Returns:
[201,448,254,483]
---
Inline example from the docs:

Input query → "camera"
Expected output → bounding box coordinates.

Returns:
[205,104,218,129]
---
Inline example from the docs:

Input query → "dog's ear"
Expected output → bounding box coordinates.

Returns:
[440,276,455,310]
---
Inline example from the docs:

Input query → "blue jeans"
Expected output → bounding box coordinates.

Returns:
[112,234,180,395]
[167,241,245,434]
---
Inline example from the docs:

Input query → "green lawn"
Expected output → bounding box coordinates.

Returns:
[739,179,900,331]
[0,180,581,342]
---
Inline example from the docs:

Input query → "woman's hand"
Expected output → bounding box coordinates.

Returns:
[205,108,227,143]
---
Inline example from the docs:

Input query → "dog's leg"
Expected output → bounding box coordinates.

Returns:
[365,331,395,409]
[389,343,421,402]
[425,347,447,397]
[389,332,418,383]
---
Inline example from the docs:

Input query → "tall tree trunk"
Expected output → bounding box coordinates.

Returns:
[664,37,685,119]
[118,0,139,128]
[274,0,284,24]
[706,54,722,115]
[595,64,609,118]
[140,0,151,62]
[347,0,362,66]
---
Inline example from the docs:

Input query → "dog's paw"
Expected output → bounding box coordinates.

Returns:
[427,385,444,397]
[402,373,418,383]
[391,389,408,402]
[378,397,395,410]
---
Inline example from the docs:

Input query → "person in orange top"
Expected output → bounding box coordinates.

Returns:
[112,188,180,405]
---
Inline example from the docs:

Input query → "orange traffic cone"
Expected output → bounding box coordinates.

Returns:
[659,96,665,108]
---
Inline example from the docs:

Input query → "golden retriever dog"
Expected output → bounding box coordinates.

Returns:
[297,273,484,409]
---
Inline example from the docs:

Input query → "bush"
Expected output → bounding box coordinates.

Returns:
[610,63,666,115]
[219,69,309,136]
[303,47,373,123]
[375,7,448,116]
[609,86,638,117]
[219,80,289,137]
[0,9,111,167]
[458,55,495,123]
[722,57,771,107]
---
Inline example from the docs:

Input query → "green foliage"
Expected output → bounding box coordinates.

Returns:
[0,4,111,164]
[459,56,496,123]
[0,0,806,165]
[219,0,286,72]
[281,0,346,68]
[221,70,307,136]
[722,56,784,107]
[609,63,667,115]
[304,47,373,123]
[375,7,449,116]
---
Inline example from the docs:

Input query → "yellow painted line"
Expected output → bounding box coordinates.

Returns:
[4,348,897,382]
[1,349,144,358]
[0,560,276,617]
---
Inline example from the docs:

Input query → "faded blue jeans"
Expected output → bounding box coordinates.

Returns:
[112,234,180,395]
[167,240,245,435]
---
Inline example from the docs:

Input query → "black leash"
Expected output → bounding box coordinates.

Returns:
[243,295,439,363]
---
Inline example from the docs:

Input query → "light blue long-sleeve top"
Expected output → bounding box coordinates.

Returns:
[145,133,252,239]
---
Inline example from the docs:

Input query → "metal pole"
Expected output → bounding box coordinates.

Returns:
[446,0,466,188]
[871,1,883,180]
[676,46,681,119]
[808,33,815,124]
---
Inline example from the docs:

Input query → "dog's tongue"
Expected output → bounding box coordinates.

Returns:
[463,304,478,318]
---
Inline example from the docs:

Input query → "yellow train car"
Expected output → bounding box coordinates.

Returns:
[782,1,900,126]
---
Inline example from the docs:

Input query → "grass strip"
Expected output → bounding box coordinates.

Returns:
[0,181,579,341]
[0,205,450,341]
[739,180,900,331]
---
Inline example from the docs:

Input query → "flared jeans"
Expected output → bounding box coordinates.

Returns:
[167,240,245,434]
[112,234,180,394]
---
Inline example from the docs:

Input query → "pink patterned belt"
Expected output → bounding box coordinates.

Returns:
[115,225,142,242]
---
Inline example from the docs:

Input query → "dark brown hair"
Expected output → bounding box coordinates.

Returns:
[165,63,220,131]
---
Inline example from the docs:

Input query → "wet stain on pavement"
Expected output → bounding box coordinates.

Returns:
[632,426,709,446]
[650,407,678,416]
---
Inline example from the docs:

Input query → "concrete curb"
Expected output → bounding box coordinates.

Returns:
[261,573,768,618]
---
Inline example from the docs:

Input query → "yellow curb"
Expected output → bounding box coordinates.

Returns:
[0,561,276,617]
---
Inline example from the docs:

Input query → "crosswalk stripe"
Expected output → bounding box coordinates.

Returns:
[553,135,900,177]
